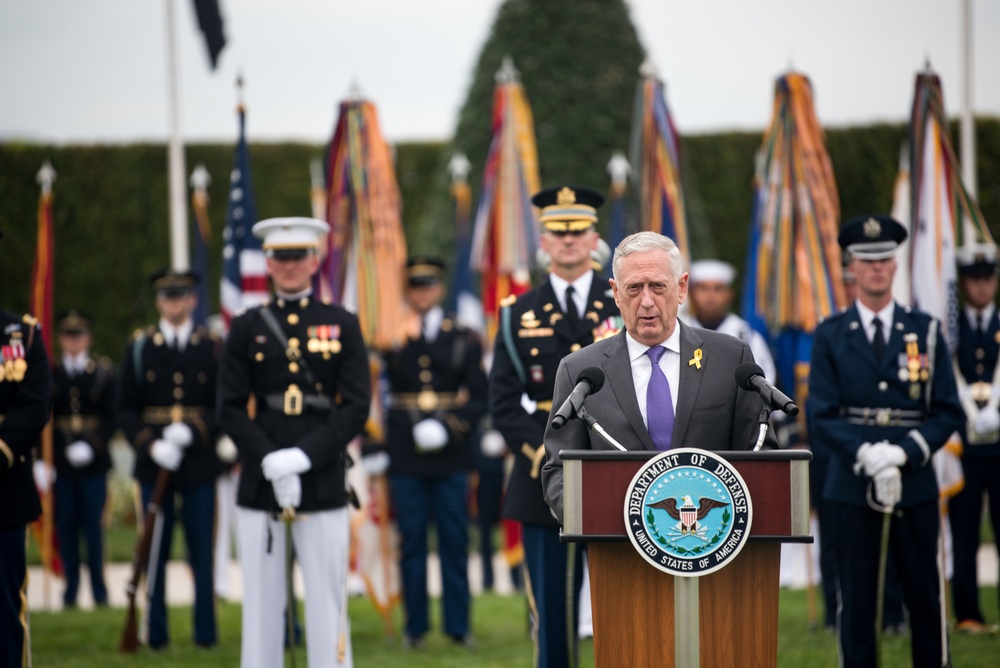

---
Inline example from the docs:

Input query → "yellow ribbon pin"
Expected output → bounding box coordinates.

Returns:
[688,348,703,370]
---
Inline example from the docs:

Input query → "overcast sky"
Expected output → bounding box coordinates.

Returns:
[2,0,997,145]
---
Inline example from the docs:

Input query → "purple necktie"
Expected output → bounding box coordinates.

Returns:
[646,346,674,450]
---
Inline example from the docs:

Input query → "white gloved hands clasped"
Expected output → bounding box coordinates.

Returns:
[412,418,448,452]
[162,422,194,448]
[362,451,390,476]
[973,407,1000,435]
[272,474,302,509]
[150,439,183,471]
[873,466,902,508]
[480,429,507,459]
[65,440,95,468]
[261,447,311,481]
[859,442,907,477]
[216,434,239,463]
[33,460,56,493]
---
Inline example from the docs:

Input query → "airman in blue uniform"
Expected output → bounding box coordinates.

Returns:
[810,215,963,667]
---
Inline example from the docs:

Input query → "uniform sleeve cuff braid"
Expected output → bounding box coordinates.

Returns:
[907,429,931,466]
[0,439,13,468]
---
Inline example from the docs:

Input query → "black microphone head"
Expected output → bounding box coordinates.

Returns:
[734,362,765,390]
[577,367,606,393]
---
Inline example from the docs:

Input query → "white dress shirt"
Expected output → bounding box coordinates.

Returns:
[421,305,444,343]
[62,351,90,376]
[548,270,593,317]
[855,300,895,346]
[625,326,681,429]
[964,302,996,331]
[159,318,194,351]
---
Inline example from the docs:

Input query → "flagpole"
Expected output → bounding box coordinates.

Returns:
[165,0,189,270]
[960,0,976,195]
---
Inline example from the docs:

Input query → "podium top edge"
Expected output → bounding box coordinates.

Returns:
[558,449,812,462]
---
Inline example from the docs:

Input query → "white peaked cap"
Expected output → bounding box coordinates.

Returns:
[251,217,329,250]
[689,260,736,285]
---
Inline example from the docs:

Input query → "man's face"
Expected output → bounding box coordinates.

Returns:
[689,280,732,323]
[610,248,688,346]
[58,331,90,357]
[540,228,598,275]
[155,293,196,326]
[406,282,444,315]
[266,252,319,294]
[850,256,896,301]
[961,274,999,310]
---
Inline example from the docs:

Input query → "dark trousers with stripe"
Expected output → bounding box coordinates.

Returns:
[834,501,948,668]
[522,523,583,668]
[948,457,1000,623]
[0,525,28,668]
[54,474,108,606]
[140,480,217,647]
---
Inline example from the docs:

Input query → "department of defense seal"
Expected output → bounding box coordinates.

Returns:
[624,448,753,577]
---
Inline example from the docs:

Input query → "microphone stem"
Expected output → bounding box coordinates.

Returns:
[578,407,628,452]
[753,406,770,451]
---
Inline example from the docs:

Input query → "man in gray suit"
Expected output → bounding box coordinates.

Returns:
[542,232,764,519]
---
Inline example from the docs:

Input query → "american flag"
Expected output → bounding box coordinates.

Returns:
[220,103,267,328]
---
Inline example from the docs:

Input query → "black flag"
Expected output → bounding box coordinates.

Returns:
[192,0,226,70]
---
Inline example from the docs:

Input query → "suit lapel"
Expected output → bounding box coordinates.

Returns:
[603,331,655,451]
[673,322,704,447]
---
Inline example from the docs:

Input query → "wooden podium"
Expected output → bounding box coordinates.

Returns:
[561,450,811,668]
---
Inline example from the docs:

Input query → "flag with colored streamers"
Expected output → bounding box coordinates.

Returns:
[448,154,485,336]
[890,145,912,306]
[220,104,267,329]
[741,73,845,423]
[627,68,689,265]
[469,57,540,350]
[318,98,408,352]
[190,164,212,327]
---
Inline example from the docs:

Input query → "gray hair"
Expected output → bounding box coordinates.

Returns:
[612,232,684,283]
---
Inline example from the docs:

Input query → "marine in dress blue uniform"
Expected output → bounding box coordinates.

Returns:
[949,243,1000,634]
[116,270,223,649]
[489,186,622,668]
[810,215,963,668]
[379,257,487,647]
[219,218,370,668]
[0,308,50,668]
[51,310,116,608]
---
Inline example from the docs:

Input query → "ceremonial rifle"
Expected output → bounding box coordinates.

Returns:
[119,467,172,653]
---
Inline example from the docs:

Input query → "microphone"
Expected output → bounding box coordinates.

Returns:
[550,367,606,430]
[735,362,799,416]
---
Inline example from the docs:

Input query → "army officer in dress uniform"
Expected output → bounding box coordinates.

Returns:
[0,305,50,668]
[489,186,621,668]
[219,217,370,668]
[380,257,487,648]
[51,310,116,608]
[116,269,223,649]
[810,215,963,668]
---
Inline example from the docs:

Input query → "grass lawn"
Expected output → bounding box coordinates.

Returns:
[31,587,999,667]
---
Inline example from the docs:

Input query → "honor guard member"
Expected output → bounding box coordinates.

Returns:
[810,215,963,668]
[380,256,487,648]
[489,186,621,668]
[219,217,370,668]
[0,304,50,668]
[51,310,116,608]
[116,269,223,649]
[949,243,1000,634]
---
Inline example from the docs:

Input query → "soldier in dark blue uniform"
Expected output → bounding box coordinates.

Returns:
[378,256,487,648]
[219,217,370,668]
[0,304,50,668]
[489,186,622,668]
[116,269,222,649]
[949,243,1000,634]
[51,310,116,608]
[810,215,963,668]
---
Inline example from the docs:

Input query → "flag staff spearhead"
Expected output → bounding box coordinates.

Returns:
[36,160,56,195]
[606,152,631,187]
[495,55,519,83]
[448,152,471,185]
[190,163,211,192]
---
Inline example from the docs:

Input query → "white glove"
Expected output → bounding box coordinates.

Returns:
[216,434,239,463]
[873,466,902,508]
[412,418,449,452]
[150,439,183,471]
[973,407,1000,435]
[480,429,507,459]
[272,474,302,509]
[66,440,95,468]
[162,422,194,448]
[33,460,56,494]
[362,451,390,476]
[261,447,311,481]
[861,443,908,477]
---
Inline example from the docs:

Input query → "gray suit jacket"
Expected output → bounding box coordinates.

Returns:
[541,321,764,519]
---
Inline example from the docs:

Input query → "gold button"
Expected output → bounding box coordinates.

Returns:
[289,362,300,373]
[255,352,264,362]
[198,372,208,384]
[976,348,986,360]
[69,387,80,398]
[977,364,985,375]
[300,298,309,308]
[173,372,184,384]
[146,370,156,382]
[570,343,581,352]
[288,313,300,325]
[419,355,431,368]
[530,348,539,357]
[173,387,184,400]
[288,337,300,348]
[441,319,453,332]
[419,370,433,382]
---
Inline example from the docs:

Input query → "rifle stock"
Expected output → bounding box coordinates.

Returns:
[119,467,172,654]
